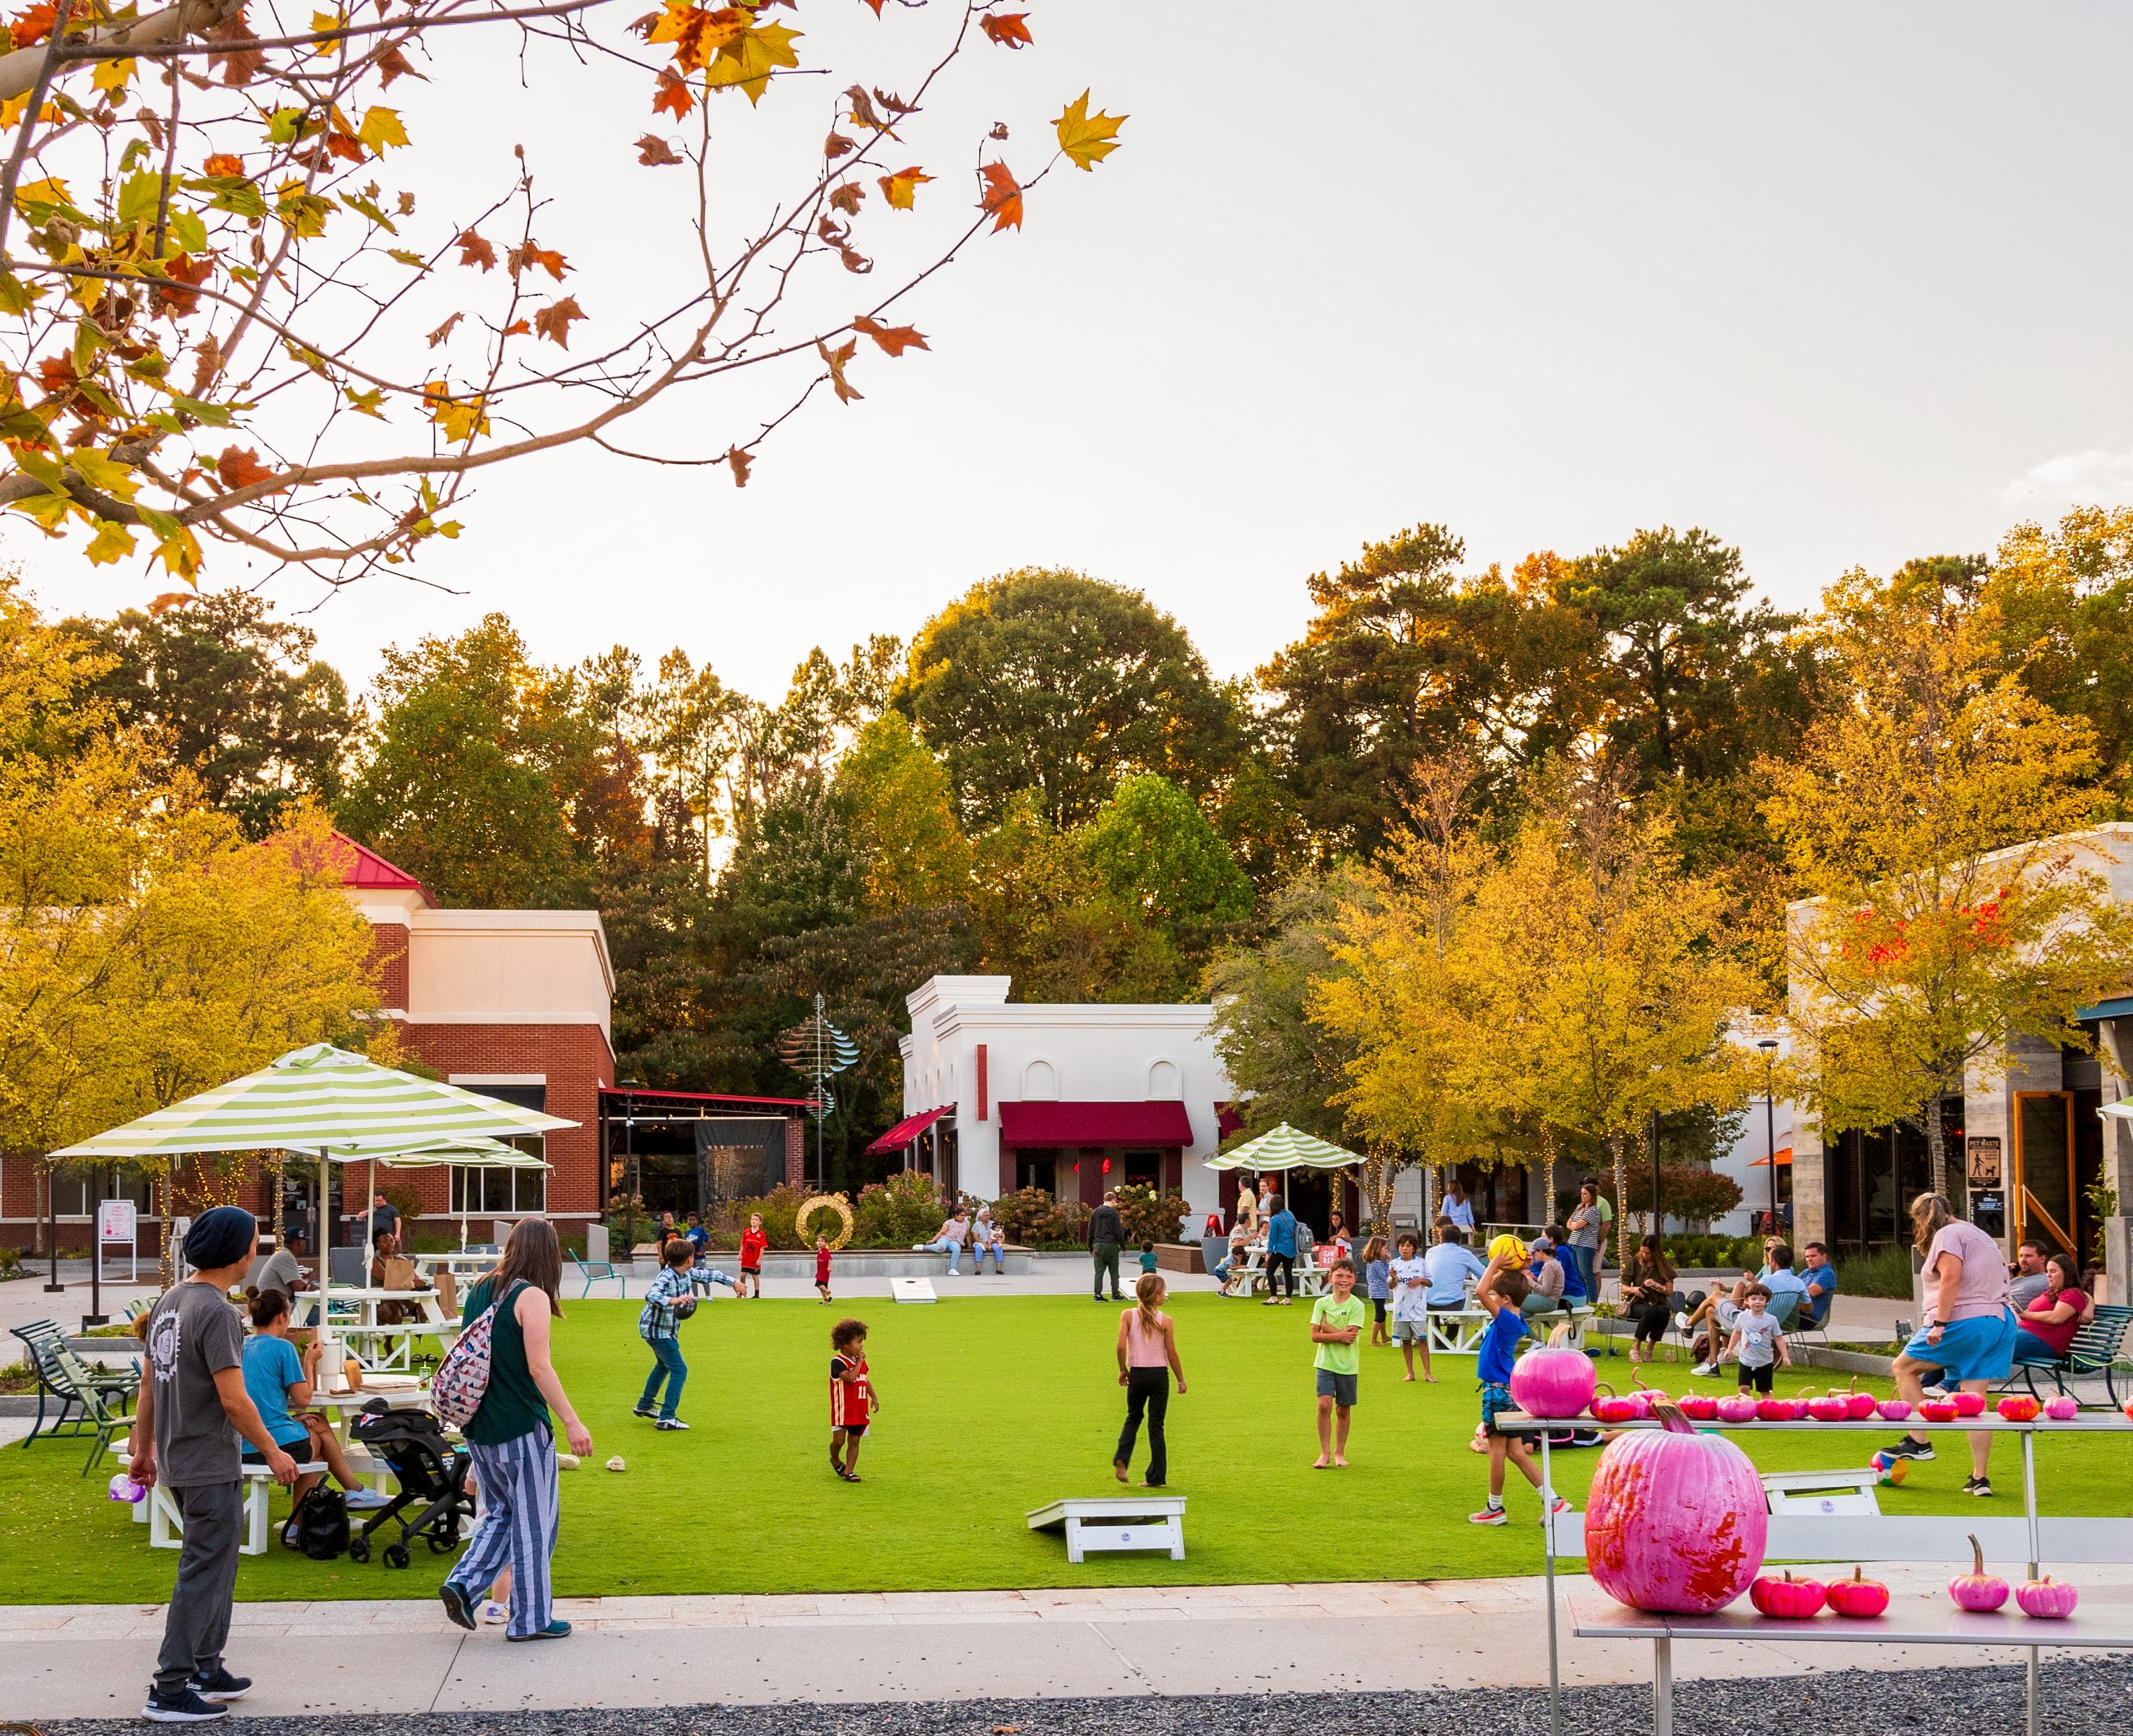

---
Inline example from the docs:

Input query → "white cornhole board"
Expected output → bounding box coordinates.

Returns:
[892,1276,937,1304]
[1027,1495,1186,1563]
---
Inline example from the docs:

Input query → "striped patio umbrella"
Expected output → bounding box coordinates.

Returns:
[1202,1122,1361,1172]
[52,1044,575,1331]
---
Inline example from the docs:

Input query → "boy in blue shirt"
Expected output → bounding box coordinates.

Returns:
[1468,1248,1570,1526]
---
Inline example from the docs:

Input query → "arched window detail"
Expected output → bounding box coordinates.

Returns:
[1022,1058,1058,1100]
[1146,1059,1182,1100]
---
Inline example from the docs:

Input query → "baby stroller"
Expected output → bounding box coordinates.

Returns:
[347,1399,474,1569]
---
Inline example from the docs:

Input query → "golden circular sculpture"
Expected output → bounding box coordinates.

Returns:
[795,1192,855,1251]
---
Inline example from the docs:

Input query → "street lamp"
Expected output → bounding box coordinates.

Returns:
[1757,1039,1780,1236]
[1649,1104,1661,1236]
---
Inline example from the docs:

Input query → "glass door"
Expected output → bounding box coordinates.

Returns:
[2013,1091,2077,1258]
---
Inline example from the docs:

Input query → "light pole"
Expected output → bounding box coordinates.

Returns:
[1757,1039,1780,1236]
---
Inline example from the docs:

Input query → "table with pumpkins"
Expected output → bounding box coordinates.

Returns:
[1496,1339,2133,1736]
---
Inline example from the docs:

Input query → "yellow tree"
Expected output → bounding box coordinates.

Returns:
[1763,571,2133,1199]
[1468,761,1759,1268]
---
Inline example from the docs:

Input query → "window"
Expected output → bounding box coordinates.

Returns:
[1146,1060,1182,1100]
[450,1163,547,1215]
[1022,1059,1058,1100]
[1122,1149,1161,1190]
[1015,1150,1061,1195]
[48,1166,155,1219]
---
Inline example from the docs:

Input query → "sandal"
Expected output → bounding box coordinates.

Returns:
[838,1469,862,1483]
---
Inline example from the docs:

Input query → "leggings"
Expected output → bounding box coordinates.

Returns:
[1631,1300,1671,1345]
[1116,1368,1170,1485]
[1266,1252,1295,1299]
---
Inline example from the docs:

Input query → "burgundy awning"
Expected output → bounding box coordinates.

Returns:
[997,1100,1194,1148]
[1216,1102,1244,1140]
[865,1105,951,1156]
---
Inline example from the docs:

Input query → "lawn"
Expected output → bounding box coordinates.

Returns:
[2,1294,2128,1604]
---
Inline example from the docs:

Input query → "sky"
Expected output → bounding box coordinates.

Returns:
[7,1,2133,703]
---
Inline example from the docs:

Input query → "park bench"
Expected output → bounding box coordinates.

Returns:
[2006,1302,2131,1409]
[115,1449,328,1557]
[1427,1304,1593,1354]
[10,1322,137,1451]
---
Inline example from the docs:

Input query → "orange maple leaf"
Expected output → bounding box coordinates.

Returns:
[726,445,752,486]
[637,133,683,166]
[980,12,1032,47]
[855,0,882,13]
[215,446,284,493]
[828,182,863,214]
[154,252,212,317]
[507,240,567,282]
[427,312,462,348]
[852,314,928,357]
[823,129,856,159]
[652,66,694,118]
[817,337,862,404]
[532,296,587,347]
[35,355,77,397]
[978,161,1022,232]
[8,2,57,49]
[202,152,245,177]
[324,128,365,164]
[457,229,497,271]
[375,43,417,87]
[206,9,264,87]
[877,166,932,210]
[502,318,531,336]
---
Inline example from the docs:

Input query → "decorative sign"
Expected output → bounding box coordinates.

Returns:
[97,1200,137,1242]
[1966,1135,2002,1188]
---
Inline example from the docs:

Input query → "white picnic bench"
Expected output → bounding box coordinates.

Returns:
[1425,1304,1593,1353]
[115,1450,326,1556]
[1502,1409,2133,1736]
[292,1288,459,1372]
[1027,1494,1186,1563]
[1216,1249,1328,1300]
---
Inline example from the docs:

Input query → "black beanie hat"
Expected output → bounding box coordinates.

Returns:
[183,1205,257,1271]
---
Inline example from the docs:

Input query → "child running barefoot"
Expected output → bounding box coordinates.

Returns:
[1387,1232,1436,1383]
[814,1234,834,1304]
[1308,1258,1368,1468]
[829,1319,878,1483]
[1362,1236,1391,1347]
[1469,1249,1569,1525]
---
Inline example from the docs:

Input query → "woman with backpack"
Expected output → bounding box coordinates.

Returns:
[436,1219,593,1642]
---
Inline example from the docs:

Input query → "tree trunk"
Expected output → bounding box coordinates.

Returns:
[1922,1094,1949,1201]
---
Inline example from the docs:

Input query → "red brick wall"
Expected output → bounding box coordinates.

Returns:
[367,924,410,1009]
[786,1116,805,1189]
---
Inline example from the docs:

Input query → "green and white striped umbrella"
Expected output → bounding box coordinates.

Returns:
[50,1042,575,1160]
[1203,1122,1361,1173]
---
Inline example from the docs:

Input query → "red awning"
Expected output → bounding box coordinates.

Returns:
[1749,1146,1794,1168]
[997,1100,1194,1148]
[1216,1101,1244,1140]
[865,1105,951,1156]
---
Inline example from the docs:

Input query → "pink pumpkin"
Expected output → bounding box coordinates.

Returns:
[2016,1575,2079,1619]
[1876,1399,1914,1422]
[1629,1382,1667,1416]
[2044,1395,2080,1422]
[1591,1384,1642,1425]
[1949,1534,2010,1612]
[1510,1346,1600,1419]
[1676,1392,1720,1422]
[1585,1401,1768,1614]
[1996,1394,2041,1423]
[1826,1567,1891,1619]
[1806,1392,1852,1422]
[1716,1394,1761,1424]
[1749,1570,1827,1619]
[1917,1399,1959,1423]
[1950,1390,1986,1418]
[1843,1383,1879,1420]
[1757,1396,1807,1421]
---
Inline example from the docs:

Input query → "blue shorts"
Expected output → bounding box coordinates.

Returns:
[1315,1369,1357,1407]
[1480,1380,1516,1437]
[1902,1309,2018,1384]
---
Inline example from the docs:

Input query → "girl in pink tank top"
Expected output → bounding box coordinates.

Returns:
[1114,1274,1186,1487]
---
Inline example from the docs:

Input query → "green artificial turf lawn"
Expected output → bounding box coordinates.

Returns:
[2,1294,2127,1604]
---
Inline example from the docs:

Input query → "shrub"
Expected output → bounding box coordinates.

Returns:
[852,1170,947,1248]
[382,1182,423,1230]
[1115,1184,1190,1246]
[988,1186,1090,1249]
[1655,1165,1743,1230]
[716,1183,810,1250]
[0,1246,23,1280]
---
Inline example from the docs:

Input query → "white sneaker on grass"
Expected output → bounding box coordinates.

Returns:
[1691,1361,1716,1377]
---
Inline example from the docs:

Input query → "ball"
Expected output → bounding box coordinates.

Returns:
[673,1295,698,1320]
[1488,1233,1530,1266]
[1869,1450,1908,1487]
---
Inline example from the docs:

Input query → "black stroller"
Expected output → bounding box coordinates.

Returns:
[347,1399,474,1569]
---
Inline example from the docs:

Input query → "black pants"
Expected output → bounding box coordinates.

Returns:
[1116,1368,1170,1485]
[1632,1300,1671,1344]
[1266,1252,1294,1298]
[1091,1241,1122,1299]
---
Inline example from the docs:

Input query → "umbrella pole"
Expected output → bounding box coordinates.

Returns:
[366,1155,377,1275]
[315,1148,336,1384]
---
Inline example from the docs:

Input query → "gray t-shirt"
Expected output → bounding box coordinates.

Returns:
[1566,1205,1602,1250]
[1735,1310,1782,1369]
[147,1281,245,1489]
[254,1248,306,1297]
[2011,1272,2050,1311]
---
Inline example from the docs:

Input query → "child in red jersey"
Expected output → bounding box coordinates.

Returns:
[829,1318,878,1483]
[739,1213,767,1298]
[814,1234,833,1304]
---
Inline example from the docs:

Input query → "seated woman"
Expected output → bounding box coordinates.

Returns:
[1619,1234,1676,1366]
[1521,1231,1567,1319]
[241,1290,390,1509]
[369,1230,431,1324]
[2013,1252,2094,1363]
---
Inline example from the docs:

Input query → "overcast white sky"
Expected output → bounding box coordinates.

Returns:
[8,1,2132,702]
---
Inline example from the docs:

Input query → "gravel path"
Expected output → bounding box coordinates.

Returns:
[35,1658,2130,1736]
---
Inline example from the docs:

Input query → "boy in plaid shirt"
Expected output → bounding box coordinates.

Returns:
[636,1242,709,1429]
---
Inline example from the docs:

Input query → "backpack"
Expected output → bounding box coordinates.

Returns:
[282,1485,348,1559]
[432,1280,523,1429]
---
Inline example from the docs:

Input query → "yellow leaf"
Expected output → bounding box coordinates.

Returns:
[877,166,932,210]
[1054,89,1126,171]
[423,379,490,444]
[85,520,138,566]
[68,448,139,502]
[12,176,71,209]
[91,57,134,96]
[153,524,202,583]
[357,107,409,152]
[703,19,801,105]
[311,9,346,56]
[0,93,27,131]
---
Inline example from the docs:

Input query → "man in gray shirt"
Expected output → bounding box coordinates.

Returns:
[131,1207,297,1722]
[2009,1241,2050,1312]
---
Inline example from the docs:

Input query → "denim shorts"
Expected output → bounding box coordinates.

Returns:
[1315,1369,1358,1407]
[1904,1309,2018,1384]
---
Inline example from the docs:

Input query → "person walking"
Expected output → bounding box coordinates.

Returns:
[1263,1195,1298,1306]
[1087,1190,1126,1302]
[439,1220,595,1642]
[1114,1273,1185,1486]
[130,1207,299,1723]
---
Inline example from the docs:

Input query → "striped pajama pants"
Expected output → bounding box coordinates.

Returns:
[447,1428,557,1639]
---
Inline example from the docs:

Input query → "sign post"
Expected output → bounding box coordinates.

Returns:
[89,1199,137,1328]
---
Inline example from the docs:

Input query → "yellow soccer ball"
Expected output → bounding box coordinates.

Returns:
[1488,1233,1530,1266]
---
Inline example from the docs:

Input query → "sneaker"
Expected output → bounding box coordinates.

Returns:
[1880,1436,1936,1462]
[187,1668,251,1703]
[1543,1496,1571,1519]
[1691,1361,1716,1377]
[1467,1503,1508,1526]
[478,1600,510,1625]
[632,1405,657,1419]
[143,1688,228,1722]
[1963,1475,1995,1498]
[506,1619,573,1642]
[343,1486,391,1510]
[1673,1312,1691,1334]
[438,1580,477,1632]
[655,1417,690,1431]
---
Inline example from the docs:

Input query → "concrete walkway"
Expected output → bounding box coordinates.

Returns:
[7,1566,2130,1722]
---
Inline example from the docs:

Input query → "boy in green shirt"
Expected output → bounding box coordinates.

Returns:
[1309,1258,1368,1469]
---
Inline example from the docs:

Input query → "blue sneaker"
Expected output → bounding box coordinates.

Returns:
[143,1686,228,1721]
[343,1486,392,1510]
[188,1666,251,1702]
[438,1580,477,1631]
[507,1619,573,1642]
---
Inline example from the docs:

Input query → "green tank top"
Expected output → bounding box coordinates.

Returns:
[461,1277,552,1445]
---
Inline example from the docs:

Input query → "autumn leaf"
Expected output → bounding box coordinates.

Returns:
[852,313,927,357]
[702,17,800,104]
[844,84,895,134]
[206,10,264,87]
[147,591,197,615]
[153,253,212,317]
[502,318,530,336]
[154,524,203,583]
[877,166,931,210]
[823,129,856,158]
[456,228,497,271]
[215,445,284,493]
[8,2,56,49]
[652,66,694,119]
[647,1,745,74]
[856,0,883,14]
[423,380,490,443]
[507,240,567,282]
[980,12,1032,47]
[978,161,1022,231]
[828,182,863,214]
[817,337,862,405]
[633,132,683,167]
[427,312,462,348]
[816,214,872,275]
[84,520,137,566]
[1054,90,1126,170]
[872,87,916,118]
[376,44,418,87]
[357,106,409,152]
[532,296,587,347]
[726,444,752,486]
[91,55,134,97]
[202,152,246,177]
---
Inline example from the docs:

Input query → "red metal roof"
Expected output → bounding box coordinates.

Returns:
[865,1105,952,1156]
[997,1100,1194,1148]
[329,832,427,894]
[598,1085,809,1111]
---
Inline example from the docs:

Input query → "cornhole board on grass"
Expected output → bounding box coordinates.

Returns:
[892,1276,937,1304]
[1027,1495,1186,1563]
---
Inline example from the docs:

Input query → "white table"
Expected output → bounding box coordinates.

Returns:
[412,1252,497,1280]
[294,1288,457,1371]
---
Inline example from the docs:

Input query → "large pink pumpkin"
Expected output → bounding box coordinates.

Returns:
[1585,1404,1768,1614]
[1509,1346,1599,1419]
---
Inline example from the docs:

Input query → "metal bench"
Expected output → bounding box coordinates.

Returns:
[2006,1302,2131,1409]
[10,1323,137,1453]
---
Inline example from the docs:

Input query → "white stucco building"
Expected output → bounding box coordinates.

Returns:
[879,975,1234,1221]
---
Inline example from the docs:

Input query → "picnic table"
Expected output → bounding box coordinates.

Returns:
[412,1251,497,1281]
[292,1288,458,1372]
[1215,1248,1328,1300]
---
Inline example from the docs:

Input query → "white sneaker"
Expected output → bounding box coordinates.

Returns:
[1691,1361,1716,1377]
[655,1417,690,1430]
[478,1600,508,1625]
[1673,1312,1691,1333]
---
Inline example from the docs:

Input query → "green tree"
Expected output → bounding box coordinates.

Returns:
[837,713,972,917]
[897,568,1239,829]
[1078,774,1253,934]
[67,591,352,838]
